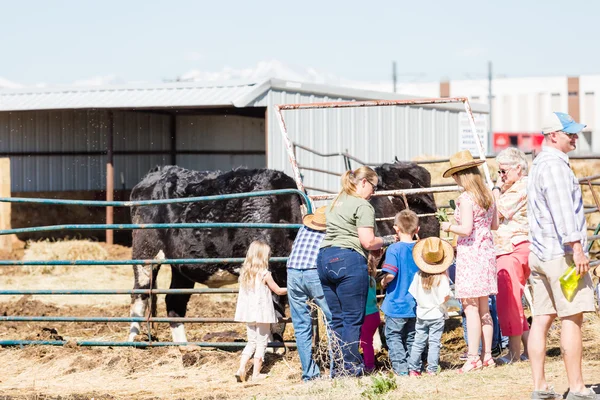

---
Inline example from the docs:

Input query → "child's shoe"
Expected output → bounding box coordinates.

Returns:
[235,370,246,383]
[409,370,421,377]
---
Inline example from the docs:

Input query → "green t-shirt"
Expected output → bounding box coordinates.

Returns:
[320,192,376,259]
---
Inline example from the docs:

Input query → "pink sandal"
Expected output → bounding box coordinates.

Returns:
[458,354,482,374]
[481,352,496,368]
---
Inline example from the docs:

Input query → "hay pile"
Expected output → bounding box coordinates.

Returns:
[22,239,109,274]
[23,239,108,261]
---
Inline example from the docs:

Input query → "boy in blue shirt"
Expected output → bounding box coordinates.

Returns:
[380,209,420,376]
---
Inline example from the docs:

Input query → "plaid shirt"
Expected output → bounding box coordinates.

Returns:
[286,226,325,270]
[528,146,587,261]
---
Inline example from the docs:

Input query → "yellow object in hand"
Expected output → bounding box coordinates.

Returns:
[559,265,581,302]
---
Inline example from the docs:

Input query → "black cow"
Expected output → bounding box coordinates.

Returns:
[127,162,438,344]
[372,160,439,238]
[127,166,302,343]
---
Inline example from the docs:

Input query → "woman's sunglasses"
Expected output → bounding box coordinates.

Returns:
[498,166,515,175]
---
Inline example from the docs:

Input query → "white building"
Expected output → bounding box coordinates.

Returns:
[395,75,600,154]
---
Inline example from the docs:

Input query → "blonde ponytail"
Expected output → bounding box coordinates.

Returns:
[331,166,378,207]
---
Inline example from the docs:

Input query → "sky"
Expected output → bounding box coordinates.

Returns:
[1,0,599,87]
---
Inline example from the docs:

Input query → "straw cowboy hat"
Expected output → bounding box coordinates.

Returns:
[302,206,327,231]
[412,237,454,274]
[442,150,485,178]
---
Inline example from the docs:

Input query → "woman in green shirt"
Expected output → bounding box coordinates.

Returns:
[317,165,397,377]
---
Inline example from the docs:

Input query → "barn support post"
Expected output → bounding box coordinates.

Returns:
[106,110,114,245]
[170,114,177,165]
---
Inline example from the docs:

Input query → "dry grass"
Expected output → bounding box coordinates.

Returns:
[0,316,599,399]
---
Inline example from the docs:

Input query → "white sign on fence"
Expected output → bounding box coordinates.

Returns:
[458,112,488,156]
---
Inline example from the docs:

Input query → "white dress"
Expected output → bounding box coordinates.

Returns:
[234,270,278,324]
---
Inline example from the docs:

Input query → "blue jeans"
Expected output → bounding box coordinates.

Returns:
[408,317,445,373]
[384,316,416,375]
[287,268,332,381]
[317,247,368,376]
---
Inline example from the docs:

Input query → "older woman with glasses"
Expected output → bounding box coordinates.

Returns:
[492,147,531,364]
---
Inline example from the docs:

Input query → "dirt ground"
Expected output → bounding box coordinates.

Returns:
[0,243,599,399]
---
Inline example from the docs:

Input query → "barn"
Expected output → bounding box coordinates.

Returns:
[0,78,488,243]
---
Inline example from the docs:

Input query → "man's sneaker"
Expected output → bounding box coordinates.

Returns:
[408,370,421,377]
[566,388,598,400]
[491,344,502,358]
[531,387,563,399]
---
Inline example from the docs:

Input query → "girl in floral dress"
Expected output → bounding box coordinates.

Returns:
[440,150,499,373]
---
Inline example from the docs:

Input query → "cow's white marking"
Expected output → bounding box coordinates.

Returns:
[171,324,188,343]
[127,298,147,342]
[127,250,165,341]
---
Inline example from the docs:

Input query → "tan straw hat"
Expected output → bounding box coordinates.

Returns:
[412,237,454,274]
[302,206,327,231]
[442,150,485,178]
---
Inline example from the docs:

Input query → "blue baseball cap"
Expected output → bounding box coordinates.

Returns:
[541,112,586,135]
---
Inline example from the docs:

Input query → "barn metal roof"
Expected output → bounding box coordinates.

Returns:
[0,78,489,113]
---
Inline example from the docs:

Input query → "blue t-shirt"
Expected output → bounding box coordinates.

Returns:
[380,241,419,318]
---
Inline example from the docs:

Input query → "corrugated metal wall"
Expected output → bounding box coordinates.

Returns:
[253,89,475,194]
[0,110,108,191]
[0,110,265,192]
[176,114,265,171]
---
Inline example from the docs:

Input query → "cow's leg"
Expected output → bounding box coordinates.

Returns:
[128,250,163,342]
[165,268,195,344]
[268,293,287,355]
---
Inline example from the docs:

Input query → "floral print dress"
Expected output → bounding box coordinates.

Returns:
[454,192,498,299]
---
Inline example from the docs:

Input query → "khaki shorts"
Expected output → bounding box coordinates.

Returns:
[528,252,596,318]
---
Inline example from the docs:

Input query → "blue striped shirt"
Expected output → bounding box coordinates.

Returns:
[528,146,587,261]
[287,226,325,270]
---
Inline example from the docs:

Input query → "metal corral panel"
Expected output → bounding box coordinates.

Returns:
[260,89,471,194]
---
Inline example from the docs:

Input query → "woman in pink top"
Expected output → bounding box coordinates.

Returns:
[492,147,531,365]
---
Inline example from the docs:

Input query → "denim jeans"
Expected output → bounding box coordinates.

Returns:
[287,268,332,381]
[408,317,445,373]
[384,316,416,375]
[317,247,368,376]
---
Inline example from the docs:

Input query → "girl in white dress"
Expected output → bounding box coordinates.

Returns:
[234,240,287,382]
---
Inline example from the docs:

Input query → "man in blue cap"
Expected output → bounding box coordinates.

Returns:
[527,112,597,399]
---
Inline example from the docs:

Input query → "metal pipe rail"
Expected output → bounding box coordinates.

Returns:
[0,223,303,236]
[0,257,288,266]
[0,289,238,295]
[0,316,292,324]
[0,340,296,348]
[0,189,309,348]
[310,185,461,201]
[0,188,312,212]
